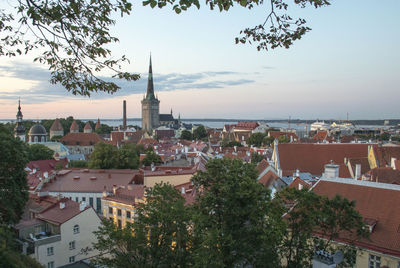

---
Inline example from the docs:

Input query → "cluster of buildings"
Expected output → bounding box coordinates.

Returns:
[9,57,400,267]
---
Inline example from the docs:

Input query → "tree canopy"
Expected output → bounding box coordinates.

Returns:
[88,142,144,169]
[1,0,330,95]
[93,158,366,267]
[94,183,192,267]
[26,144,54,161]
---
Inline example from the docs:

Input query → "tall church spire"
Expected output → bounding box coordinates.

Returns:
[146,54,156,100]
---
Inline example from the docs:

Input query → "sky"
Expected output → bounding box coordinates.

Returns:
[0,0,399,120]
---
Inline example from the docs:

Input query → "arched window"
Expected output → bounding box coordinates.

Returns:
[41,136,45,142]
[73,224,79,234]
[34,136,38,142]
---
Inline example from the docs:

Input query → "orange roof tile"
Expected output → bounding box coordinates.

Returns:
[60,132,104,146]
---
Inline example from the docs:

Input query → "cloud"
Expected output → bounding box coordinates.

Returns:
[0,63,255,104]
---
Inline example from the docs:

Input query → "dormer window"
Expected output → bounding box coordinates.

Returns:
[364,218,377,233]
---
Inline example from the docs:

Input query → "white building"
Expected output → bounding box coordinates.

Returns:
[15,195,101,268]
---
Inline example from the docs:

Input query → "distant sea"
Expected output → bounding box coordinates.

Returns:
[0,118,387,131]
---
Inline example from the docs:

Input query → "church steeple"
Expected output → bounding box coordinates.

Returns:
[146,55,156,100]
[16,98,23,122]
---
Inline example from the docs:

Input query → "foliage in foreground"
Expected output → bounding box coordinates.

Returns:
[94,158,367,267]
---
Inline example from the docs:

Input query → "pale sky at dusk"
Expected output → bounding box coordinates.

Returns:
[0,0,399,120]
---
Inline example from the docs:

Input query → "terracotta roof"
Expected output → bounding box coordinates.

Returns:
[70,120,79,131]
[374,146,400,168]
[340,135,356,143]
[155,129,175,139]
[60,132,104,146]
[288,177,312,190]
[347,157,370,177]
[138,138,158,146]
[258,170,279,188]
[26,159,67,190]
[256,159,270,175]
[277,143,372,177]
[313,179,400,257]
[20,194,59,221]
[37,198,89,225]
[365,167,400,184]
[175,182,196,205]
[235,121,259,130]
[84,122,92,130]
[312,131,329,142]
[269,131,299,141]
[103,185,146,205]
[50,118,63,131]
[40,169,138,193]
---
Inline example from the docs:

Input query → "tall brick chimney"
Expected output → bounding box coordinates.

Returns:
[123,100,127,130]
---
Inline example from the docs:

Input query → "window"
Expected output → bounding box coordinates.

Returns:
[82,197,86,202]
[47,261,54,268]
[34,136,38,142]
[73,224,79,234]
[75,197,78,202]
[117,209,122,216]
[109,207,113,214]
[69,256,75,263]
[96,197,101,213]
[118,219,122,228]
[47,247,54,256]
[369,254,381,268]
[89,197,94,207]
[69,241,75,250]
[126,211,131,219]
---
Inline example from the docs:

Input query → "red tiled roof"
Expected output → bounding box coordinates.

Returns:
[40,169,138,193]
[340,135,356,143]
[374,146,400,168]
[365,167,400,184]
[50,118,63,131]
[138,138,158,146]
[103,185,145,205]
[84,122,92,130]
[277,143,372,177]
[155,129,175,139]
[313,180,400,257]
[348,157,371,177]
[175,182,196,205]
[288,177,311,190]
[258,170,279,188]
[256,159,270,175]
[60,132,104,146]
[26,159,67,190]
[70,120,79,131]
[37,198,89,225]
[235,121,259,130]
[269,131,299,141]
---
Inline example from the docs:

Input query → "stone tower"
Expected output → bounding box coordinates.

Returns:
[14,99,26,141]
[141,56,160,133]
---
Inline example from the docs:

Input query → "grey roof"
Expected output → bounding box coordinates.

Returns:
[159,114,174,121]
[29,123,47,135]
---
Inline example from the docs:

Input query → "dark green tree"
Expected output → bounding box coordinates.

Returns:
[69,160,88,168]
[191,158,283,267]
[116,143,141,169]
[0,125,29,224]
[247,132,267,147]
[88,143,118,169]
[95,124,114,135]
[180,130,193,140]
[251,152,265,164]
[94,183,193,267]
[193,125,207,140]
[0,125,42,267]
[27,144,54,161]
[278,135,290,144]
[142,151,163,166]
[263,135,275,146]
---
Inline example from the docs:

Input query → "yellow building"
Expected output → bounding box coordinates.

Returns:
[102,185,145,228]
